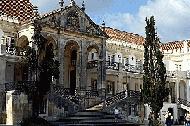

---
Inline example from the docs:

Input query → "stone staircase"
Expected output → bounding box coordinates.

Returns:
[50,110,140,126]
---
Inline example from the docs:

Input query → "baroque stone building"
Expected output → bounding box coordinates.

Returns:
[1,0,190,125]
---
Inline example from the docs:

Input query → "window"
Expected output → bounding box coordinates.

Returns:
[175,64,178,71]
[118,55,121,63]
[179,65,181,71]
[91,53,94,60]
[1,36,5,45]
[108,55,111,62]
[91,80,97,90]
[107,81,114,95]
[111,55,115,63]
[125,58,129,65]
[135,83,138,91]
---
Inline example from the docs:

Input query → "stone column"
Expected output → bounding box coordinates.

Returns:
[78,40,87,89]
[58,37,65,85]
[175,79,179,101]
[97,38,106,90]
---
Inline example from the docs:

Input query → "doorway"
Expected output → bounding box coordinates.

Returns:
[70,50,77,95]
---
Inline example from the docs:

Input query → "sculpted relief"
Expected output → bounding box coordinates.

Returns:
[66,11,80,31]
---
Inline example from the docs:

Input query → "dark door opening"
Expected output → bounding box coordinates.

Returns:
[70,50,77,95]
[70,70,76,95]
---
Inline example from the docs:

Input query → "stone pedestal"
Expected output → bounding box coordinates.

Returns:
[6,91,28,125]
[6,91,14,125]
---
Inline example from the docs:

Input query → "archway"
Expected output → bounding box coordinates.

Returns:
[87,44,99,91]
[15,35,29,81]
[64,41,79,95]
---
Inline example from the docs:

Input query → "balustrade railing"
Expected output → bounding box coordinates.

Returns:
[167,71,190,78]
[6,44,16,55]
[106,61,119,70]
[123,64,143,73]
[105,90,141,107]
[87,60,143,73]
[0,44,29,56]
[4,81,36,92]
[87,60,98,69]
[178,98,190,107]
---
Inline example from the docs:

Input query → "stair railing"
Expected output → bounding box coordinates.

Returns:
[104,90,141,108]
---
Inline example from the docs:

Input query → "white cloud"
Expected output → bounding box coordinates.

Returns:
[104,0,190,42]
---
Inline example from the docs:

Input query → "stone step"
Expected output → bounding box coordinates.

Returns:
[51,122,140,126]
[74,112,104,116]
[51,110,140,126]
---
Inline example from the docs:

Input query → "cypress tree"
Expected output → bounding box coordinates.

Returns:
[142,16,169,124]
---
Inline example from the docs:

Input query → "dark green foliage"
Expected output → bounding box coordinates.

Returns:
[38,43,60,96]
[142,16,169,119]
[23,19,60,117]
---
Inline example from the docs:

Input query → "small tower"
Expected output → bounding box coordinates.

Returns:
[81,1,85,11]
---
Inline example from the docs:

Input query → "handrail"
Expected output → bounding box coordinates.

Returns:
[105,90,141,107]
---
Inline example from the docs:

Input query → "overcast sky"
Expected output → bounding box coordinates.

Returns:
[31,0,190,42]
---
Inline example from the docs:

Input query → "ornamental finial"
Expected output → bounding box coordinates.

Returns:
[81,1,85,11]
[33,6,39,18]
[59,0,64,9]
[102,21,105,27]
[70,0,76,6]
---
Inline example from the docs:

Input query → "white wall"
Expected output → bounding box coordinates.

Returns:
[164,60,176,71]
[160,103,178,124]
[145,103,178,124]
[187,80,190,102]
[114,52,122,63]
[0,29,3,44]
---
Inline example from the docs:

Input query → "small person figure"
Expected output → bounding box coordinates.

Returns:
[114,107,119,120]
[125,90,128,98]
[165,113,173,126]
[148,112,153,126]
[186,112,190,126]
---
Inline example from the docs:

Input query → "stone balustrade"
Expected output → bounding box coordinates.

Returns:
[167,70,190,78]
